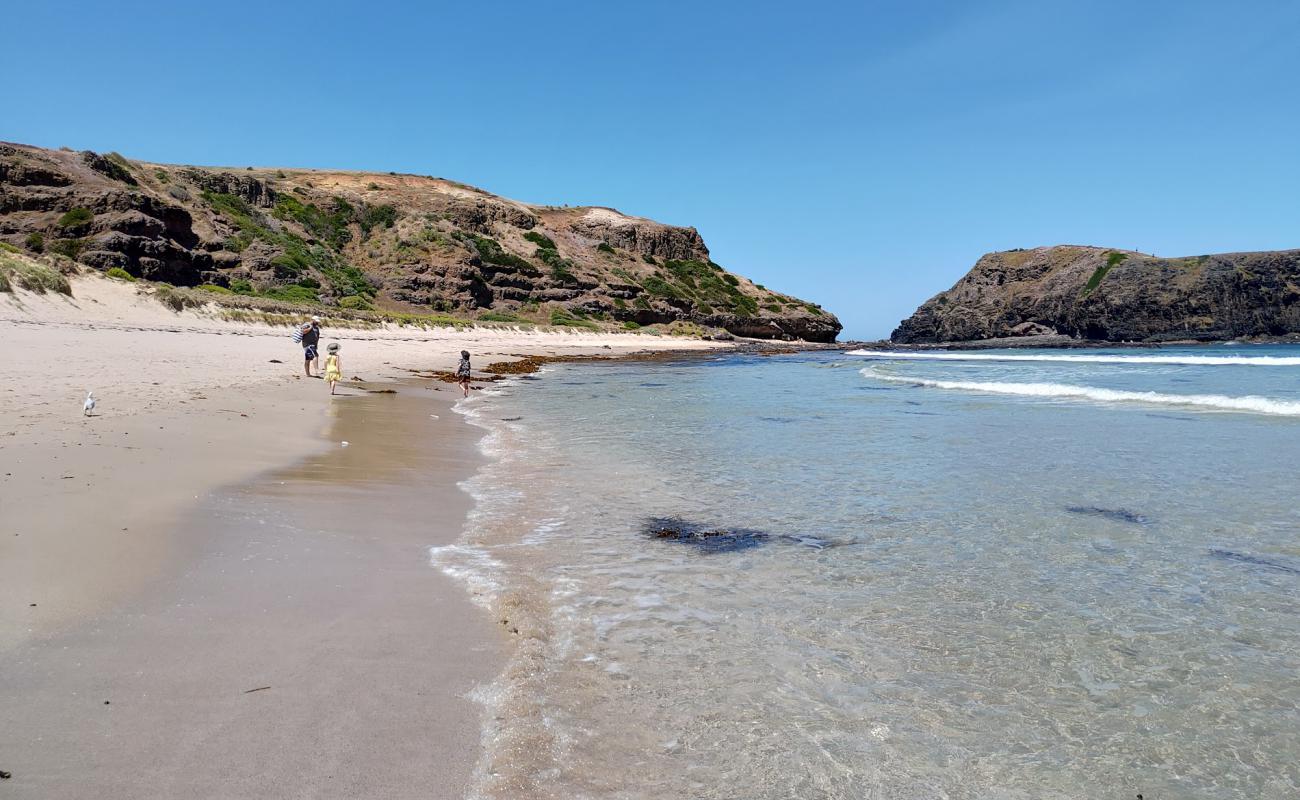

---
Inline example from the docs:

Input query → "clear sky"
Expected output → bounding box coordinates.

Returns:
[3,1,1297,339]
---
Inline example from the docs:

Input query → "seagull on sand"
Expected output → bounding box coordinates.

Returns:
[83,391,96,416]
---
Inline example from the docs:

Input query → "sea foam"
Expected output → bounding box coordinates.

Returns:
[860,367,1300,416]
[428,544,506,608]
[848,350,1300,367]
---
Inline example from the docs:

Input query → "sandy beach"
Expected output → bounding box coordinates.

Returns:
[0,274,725,797]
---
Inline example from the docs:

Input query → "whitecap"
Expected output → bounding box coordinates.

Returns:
[860,367,1300,416]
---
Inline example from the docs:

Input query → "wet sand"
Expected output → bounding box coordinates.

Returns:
[1,380,326,645]
[0,384,500,798]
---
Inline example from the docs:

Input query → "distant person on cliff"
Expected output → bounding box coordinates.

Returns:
[456,350,472,398]
[300,316,321,377]
[323,342,343,395]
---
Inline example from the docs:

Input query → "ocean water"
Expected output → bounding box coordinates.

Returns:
[433,345,1300,800]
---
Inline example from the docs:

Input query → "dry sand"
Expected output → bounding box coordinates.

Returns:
[1,273,721,435]
[0,274,726,797]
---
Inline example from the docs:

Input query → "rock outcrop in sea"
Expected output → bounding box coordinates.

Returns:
[0,142,840,342]
[892,245,1300,344]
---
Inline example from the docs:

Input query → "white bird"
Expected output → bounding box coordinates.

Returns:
[83,391,96,416]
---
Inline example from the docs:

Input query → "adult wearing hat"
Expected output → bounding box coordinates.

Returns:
[301,316,322,377]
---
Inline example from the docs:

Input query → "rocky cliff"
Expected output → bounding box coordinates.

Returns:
[892,245,1300,344]
[0,142,840,341]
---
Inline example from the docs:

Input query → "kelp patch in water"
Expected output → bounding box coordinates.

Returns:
[1066,506,1151,525]
[1208,548,1300,576]
[643,518,856,553]
[644,517,769,553]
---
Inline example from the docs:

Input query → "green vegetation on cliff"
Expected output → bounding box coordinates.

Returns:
[204,191,375,300]
[469,234,536,272]
[523,231,556,250]
[273,195,353,249]
[57,207,94,229]
[1081,251,1128,297]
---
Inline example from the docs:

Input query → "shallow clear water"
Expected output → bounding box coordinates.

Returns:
[435,345,1300,799]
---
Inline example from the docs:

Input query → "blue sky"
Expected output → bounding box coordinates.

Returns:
[3,1,1297,339]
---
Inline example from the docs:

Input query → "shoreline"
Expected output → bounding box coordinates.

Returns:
[0,275,732,795]
[1,276,722,644]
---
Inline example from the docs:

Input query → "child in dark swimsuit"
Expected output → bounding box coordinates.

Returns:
[456,350,472,398]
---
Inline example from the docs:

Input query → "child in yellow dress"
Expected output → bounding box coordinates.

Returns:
[324,342,343,395]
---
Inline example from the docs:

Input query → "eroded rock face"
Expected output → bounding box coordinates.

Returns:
[569,208,710,261]
[0,141,841,341]
[179,170,276,208]
[0,146,206,284]
[892,246,1300,343]
[442,196,537,233]
[0,152,71,187]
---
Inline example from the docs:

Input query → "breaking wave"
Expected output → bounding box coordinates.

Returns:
[860,367,1300,416]
[848,350,1300,367]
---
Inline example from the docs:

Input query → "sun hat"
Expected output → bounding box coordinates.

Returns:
[311,315,321,323]
[327,342,340,352]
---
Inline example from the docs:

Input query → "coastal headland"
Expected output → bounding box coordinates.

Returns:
[0,141,841,343]
[891,244,1300,345]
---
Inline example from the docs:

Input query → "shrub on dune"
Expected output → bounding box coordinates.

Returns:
[0,251,73,295]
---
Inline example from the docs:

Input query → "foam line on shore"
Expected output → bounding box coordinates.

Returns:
[848,350,1300,366]
[859,367,1300,416]
[428,544,506,608]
